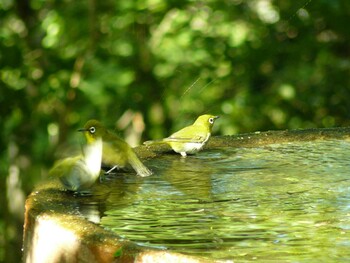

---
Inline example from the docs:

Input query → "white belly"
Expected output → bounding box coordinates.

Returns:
[181,142,204,154]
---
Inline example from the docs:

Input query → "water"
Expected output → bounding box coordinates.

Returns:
[98,139,350,261]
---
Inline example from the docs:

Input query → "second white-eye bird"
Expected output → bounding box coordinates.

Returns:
[81,119,152,177]
[144,114,219,157]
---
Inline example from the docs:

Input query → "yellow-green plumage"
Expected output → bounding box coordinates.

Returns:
[49,137,103,192]
[144,114,219,157]
[81,119,152,177]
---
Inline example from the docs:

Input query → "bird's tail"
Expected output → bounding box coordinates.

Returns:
[128,149,152,177]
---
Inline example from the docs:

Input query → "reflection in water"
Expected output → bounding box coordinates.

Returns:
[59,184,110,224]
[92,140,350,261]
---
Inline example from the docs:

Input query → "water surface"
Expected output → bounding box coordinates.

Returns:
[99,140,350,261]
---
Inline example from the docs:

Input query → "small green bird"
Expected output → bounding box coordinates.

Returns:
[49,135,103,193]
[81,119,152,177]
[144,114,219,157]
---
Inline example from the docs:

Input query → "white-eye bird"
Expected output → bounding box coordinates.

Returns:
[49,135,103,193]
[81,119,152,177]
[144,114,219,157]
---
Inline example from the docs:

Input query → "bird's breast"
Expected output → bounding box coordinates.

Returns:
[182,132,211,153]
[183,142,205,153]
[169,141,204,154]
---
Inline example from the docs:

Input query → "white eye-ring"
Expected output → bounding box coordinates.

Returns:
[89,127,96,134]
[209,118,214,124]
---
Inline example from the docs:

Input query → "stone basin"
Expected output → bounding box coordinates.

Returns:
[23,127,350,262]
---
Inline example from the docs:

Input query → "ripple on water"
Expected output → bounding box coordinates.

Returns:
[97,139,350,261]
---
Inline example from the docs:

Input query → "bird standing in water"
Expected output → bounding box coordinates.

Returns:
[81,119,152,177]
[49,132,103,193]
[144,114,219,157]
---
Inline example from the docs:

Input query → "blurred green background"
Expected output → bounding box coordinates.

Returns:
[1,0,349,261]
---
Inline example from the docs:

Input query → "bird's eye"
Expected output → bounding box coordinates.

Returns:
[89,127,96,134]
[209,118,214,124]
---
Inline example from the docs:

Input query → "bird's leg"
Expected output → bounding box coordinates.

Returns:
[100,165,119,183]
[101,165,120,182]
[106,165,118,174]
[180,152,187,157]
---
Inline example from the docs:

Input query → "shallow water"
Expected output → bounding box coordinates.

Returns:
[98,139,350,261]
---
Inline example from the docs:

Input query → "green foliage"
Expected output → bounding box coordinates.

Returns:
[1,0,349,261]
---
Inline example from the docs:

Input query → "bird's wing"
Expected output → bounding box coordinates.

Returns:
[49,156,82,177]
[103,130,131,154]
[102,139,129,166]
[165,126,206,143]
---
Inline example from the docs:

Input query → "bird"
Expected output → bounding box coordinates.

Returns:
[144,114,219,157]
[80,119,152,177]
[49,135,103,193]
